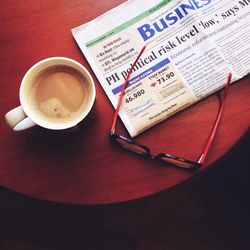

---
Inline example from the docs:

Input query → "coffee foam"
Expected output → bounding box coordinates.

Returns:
[39,97,71,118]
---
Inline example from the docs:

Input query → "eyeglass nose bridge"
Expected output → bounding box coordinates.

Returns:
[151,153,175,160]
[152,153,201,169]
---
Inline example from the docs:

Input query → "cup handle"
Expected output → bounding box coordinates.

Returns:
[5,106,36,131]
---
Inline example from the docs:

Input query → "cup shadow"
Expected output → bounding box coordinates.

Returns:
[23,106,97,158]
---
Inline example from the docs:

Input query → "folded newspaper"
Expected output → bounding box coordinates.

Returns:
[72,0,250,137]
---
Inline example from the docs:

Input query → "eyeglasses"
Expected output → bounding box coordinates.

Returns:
[110,45,232,169]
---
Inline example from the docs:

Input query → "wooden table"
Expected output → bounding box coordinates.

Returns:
[0,0,249,205]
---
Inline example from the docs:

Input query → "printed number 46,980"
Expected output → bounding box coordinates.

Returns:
[125,89,145,104]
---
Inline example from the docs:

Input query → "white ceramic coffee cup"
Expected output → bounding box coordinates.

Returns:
[5,57,96,131]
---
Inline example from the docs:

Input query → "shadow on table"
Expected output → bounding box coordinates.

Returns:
[0,130,249,250]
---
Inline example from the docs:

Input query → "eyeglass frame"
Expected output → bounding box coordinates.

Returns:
[110,45,232,169]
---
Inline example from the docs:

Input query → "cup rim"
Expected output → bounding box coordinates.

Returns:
[19,57,96,130]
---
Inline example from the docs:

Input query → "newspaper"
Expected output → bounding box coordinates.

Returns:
[72,0,250,137]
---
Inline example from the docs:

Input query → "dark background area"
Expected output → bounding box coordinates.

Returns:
[0,130,249,250]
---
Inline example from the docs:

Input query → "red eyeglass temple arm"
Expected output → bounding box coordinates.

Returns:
[197,72,232,164]
[111,45,147,134]
[110,45,232,166]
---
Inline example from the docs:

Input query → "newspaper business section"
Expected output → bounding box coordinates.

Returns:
[137,0,213,41]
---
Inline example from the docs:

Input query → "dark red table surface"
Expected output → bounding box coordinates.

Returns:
[0,0,249,205]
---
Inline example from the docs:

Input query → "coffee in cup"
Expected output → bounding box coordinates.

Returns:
[5,57,96,131]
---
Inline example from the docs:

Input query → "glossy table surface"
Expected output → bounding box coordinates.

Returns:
[0,0,249,205]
